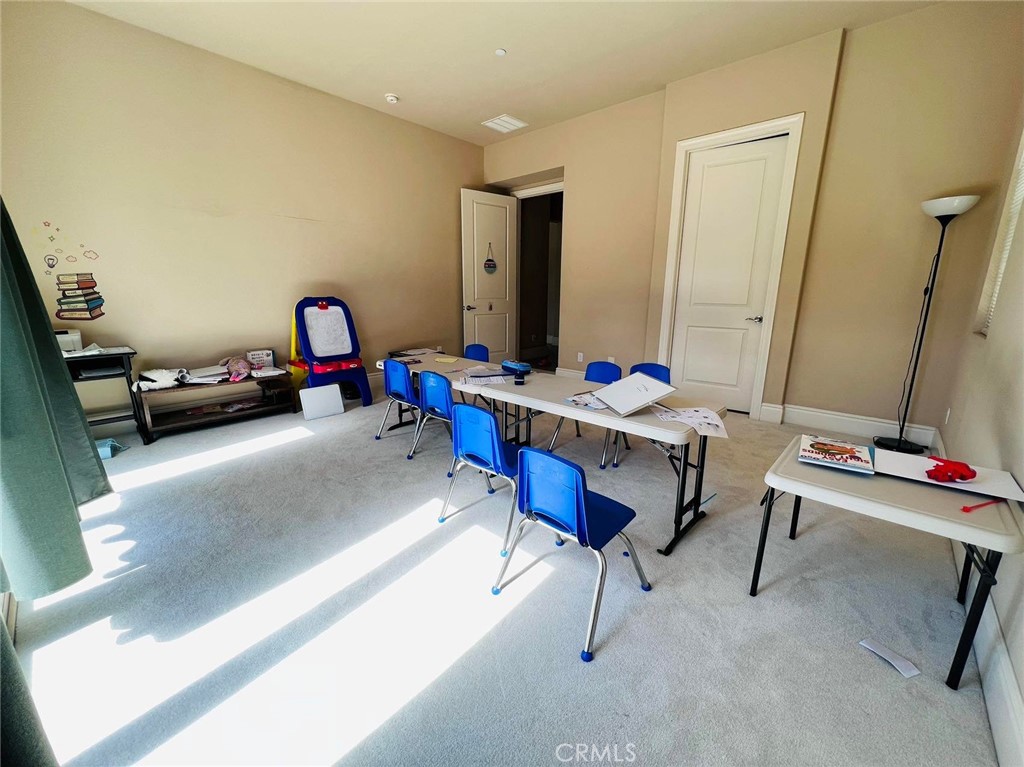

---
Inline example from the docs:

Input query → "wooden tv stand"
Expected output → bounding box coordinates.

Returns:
[137,374,297,444]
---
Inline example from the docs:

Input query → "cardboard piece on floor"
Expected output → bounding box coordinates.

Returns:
[299,385,345,420]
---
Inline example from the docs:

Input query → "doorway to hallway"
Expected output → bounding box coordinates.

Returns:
[517,192,562,372]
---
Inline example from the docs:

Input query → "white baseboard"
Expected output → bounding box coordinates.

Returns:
[759,403,784,424]
[951,544,1024,767]
[555,367,584,379]
[782,404,937,449]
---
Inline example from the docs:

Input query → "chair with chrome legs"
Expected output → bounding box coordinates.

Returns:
[439,404,521,555]
[548,360,623,470]
[464,343,490,362]
[462,343,490,405]
[374,359,422,459]
[411,371,457,475]
[598,362,674,469]
[492,447,652,662]
[629,362,670,384]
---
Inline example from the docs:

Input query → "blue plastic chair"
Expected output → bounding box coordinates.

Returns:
[439,404,521,555]
[492,448,651,662]
[464,343,490,362]
[410,371,456,472]
[462,343,491,405]
[375,359,422,457]
[629,362,671,384]
[548,360,624,469]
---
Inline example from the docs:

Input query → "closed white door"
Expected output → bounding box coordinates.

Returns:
[460,189,518,362]
[669,135,787,411]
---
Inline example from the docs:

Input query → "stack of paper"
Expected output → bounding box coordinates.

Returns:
[593,372,676,416]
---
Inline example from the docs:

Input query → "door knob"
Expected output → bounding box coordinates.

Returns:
[745,315,764,324]
[464,305,477,311]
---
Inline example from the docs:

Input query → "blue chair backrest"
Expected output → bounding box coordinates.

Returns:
[420,371,454,420]
[294,296,362,362]
[464,343,490,362]
[518,448,592,545]
[383,359,417,405]
[585,360,621,384]
[630,362,671,384]
[452,404,509,476]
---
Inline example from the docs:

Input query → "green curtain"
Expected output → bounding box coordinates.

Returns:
[2,619,58,767]
[2,199,111,767]
[1,199,109,599]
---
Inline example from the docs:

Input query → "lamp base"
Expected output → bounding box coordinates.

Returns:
[873,435,926,455]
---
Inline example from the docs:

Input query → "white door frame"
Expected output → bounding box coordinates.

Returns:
[657,113,803,418]
[510,181,564,199]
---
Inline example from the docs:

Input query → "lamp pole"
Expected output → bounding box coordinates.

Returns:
[874,195,979,454]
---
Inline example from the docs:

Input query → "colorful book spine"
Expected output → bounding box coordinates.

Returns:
[57,298,105,310]
[55,307,104,320]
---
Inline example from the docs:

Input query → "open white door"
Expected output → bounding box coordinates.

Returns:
[460,189,518,362]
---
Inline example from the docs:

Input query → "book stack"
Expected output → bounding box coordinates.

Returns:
[55,272,104,320]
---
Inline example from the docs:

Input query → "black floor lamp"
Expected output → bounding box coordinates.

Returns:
[873,194,980,454]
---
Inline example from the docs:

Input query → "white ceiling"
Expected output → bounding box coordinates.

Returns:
[74,1,925,146]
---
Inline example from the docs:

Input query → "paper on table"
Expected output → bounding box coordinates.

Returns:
[458,375,506,385]
[434,357,459,363]
[396,348,436,357]
[566,392,608,410]
[874,450,1024,501]
[650,404,728,438]
[62,343,135,357]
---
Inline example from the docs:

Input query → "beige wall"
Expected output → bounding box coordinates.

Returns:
[2,2,483,413]
[943,161,1024,716]
[485,92,666,373]
[646,30,844,405]
[788,2,1024,425]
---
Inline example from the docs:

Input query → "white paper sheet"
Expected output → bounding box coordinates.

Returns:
[874,450,1024,501]
[650,404,728,438]
[458,375,506,385]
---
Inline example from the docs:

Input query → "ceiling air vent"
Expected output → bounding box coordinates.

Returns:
[482,114,528,133]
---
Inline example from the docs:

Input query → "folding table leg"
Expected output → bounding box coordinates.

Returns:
[749,487,776,596]
[946,548,1001,690]
[956,548,972,605]
[788,496,802,540]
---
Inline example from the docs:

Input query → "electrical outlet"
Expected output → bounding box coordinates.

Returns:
[577,352,584,363]
[607,356,615,364]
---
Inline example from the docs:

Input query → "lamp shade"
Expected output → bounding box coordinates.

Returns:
[921,195,980,218]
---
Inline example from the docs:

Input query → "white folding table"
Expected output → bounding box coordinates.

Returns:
[378,356,726,555]
[750,435,1024,689]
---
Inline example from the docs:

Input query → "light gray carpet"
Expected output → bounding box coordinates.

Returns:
[14,397,997,766]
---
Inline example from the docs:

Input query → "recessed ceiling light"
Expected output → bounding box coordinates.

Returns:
[482,114,528,133]
[384,93,400,105]
[495,48,507,57]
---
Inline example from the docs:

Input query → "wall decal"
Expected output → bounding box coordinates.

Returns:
[44,255,58,269]
[65,255,78,262]
[83,250,100,260]
[55,248,63,254]
[55,271,105,321]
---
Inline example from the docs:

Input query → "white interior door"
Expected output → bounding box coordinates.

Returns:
[460,189,518,362]
[669,135,788,411]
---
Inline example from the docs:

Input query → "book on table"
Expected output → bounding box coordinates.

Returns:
[591,372,676,417]
[798,434,875,474]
